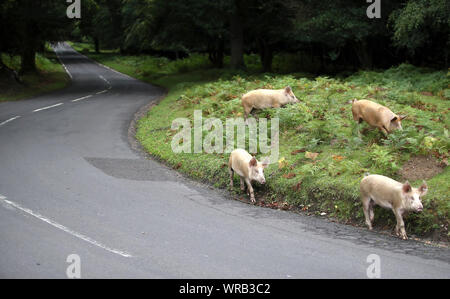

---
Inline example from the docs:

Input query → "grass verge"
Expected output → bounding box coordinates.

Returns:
[0,47,70,102]
[73,41,449,243]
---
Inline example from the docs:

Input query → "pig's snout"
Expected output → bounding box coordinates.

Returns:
[417,204,423,212]
[260,178,266,185]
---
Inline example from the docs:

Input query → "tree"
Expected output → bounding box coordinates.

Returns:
[229,0,245,69]
[244,0,297,72]
[1,0,73,74]
[291,0,402,70]
[389,0,450,66]
[78,0,101,52]
[148,0,229,66]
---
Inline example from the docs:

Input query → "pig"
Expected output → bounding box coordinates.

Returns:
[360,174,428,240]
[228,149,269,203]
[351,99,406,135]
[241,86,299,121]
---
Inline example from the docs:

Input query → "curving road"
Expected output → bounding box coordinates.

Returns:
[0,43,449,278]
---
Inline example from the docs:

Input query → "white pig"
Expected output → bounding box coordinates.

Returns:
[360,174,428,240]
[241,86,299,121]
[228,149,269,203]
[351,99,406,135]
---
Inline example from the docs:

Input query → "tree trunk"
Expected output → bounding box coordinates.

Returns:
[230,4,245,70]
[94,37,100,53]
[20,41,37,74]
[258,39,273,72]
[354,40,373,69]
[208,39,225,68]
[0,53,22,84]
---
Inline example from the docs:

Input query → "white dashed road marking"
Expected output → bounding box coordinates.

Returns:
[53,47,73,80]
[0,195,133,258]
[96,90,108,95]
[99,75,112,90]
[71,95,93,102]
[32,103,63,113]
[0,116,21,127]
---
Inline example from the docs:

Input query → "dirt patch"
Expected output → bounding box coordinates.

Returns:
[399,155,445,181]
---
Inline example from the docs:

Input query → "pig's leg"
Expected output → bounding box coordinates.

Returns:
[393,208,407,240]
[245,178,256,203]
[240,177,245,191]
[369,200,375,223]
[244,107,252,124]
[229,168,234,188]
[357,118,363,137]
[379,126,389,136]
[362,196,373,230]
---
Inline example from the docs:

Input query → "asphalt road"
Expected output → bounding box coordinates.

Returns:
[0,43,449,279]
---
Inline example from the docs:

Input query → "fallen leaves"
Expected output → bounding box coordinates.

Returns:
[291,148,306,155]
[412,100,437,112]
[283,173,296,179]
[305,152,319,160]
[278,157,288,169]
[292,180,302,191]
[332,155,345,162]
[260,201,291,210]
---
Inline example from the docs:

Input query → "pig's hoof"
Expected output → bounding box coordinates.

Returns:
[250,198,256,204]
[396,231,408,240]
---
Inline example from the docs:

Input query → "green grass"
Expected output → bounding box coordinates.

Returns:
[0,47,70,102]
[74,41,450,242]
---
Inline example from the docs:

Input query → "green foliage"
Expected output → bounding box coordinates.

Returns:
[1,0,73,73]
[0,48,69,101]
[346,63,449,94]
[369,144,399,176]
[126,55,449,240]
[389,0,450,55]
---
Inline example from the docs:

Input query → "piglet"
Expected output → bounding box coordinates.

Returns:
[241,86,299,121]
[360,174,428,240]
[228,149,269,203]
[352,99,406,135]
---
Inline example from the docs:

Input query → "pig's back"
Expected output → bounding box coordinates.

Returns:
[231,148,252,159]
[243,89,280,108]
[359,100,384,114]
[361,174,402,192]
[230,149,252,177]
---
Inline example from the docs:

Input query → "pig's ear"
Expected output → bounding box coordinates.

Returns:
[249,157,257,167]
[402,181,412,193]
[285,86,292,93]
[400,115,407,120]
[419,181,428,196]
[391,116,398,122]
